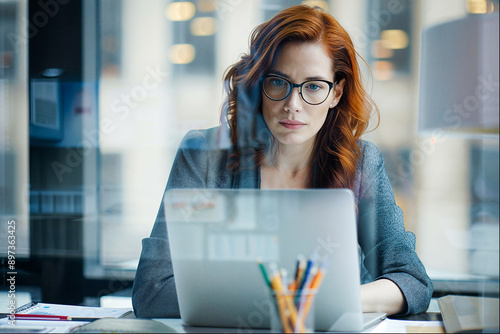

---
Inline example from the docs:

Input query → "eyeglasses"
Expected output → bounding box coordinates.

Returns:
[261,75,335,105]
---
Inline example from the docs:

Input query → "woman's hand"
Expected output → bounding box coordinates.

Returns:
[360,278,408,315]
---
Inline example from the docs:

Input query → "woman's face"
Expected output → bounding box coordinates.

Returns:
[261,41,343,149]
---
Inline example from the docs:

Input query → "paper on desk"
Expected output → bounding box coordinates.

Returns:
[0,318,88,333]
[369,318,445,333]
[17,303,132,318]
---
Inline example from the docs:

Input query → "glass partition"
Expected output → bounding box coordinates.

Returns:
[89,0,499,297]
[2,0,496,305]
[0,0,29,258]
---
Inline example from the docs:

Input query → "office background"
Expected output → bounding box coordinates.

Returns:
[0,0,498,307]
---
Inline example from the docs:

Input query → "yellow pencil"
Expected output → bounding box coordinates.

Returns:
[270,265,293,333]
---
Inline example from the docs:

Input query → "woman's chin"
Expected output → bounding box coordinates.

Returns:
[274,134,314,148]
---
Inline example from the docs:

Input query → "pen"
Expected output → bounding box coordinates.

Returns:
[301,262,328,322]
[297,258,313,292]
[12,314,100,322]
[293,256,307,291]
[257,260,271,288]
[293,255,304,282]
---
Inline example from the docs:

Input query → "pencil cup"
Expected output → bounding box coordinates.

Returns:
[270,288,317,333]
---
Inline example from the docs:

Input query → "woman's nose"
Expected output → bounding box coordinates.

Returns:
[283,87,302,112]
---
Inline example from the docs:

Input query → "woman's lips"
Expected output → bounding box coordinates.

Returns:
[279,119,306,130]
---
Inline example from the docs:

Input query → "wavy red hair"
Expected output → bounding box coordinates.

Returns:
[222,5,379,189]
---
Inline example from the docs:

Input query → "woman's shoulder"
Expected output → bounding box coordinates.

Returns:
[357,139,384,171]
[353,140,388,201]
[179,126,229,150]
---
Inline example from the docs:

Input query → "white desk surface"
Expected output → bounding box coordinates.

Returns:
[0,315,443,333]
[0,299,443,333]
[151,298,443,333]
[152,317,444,333]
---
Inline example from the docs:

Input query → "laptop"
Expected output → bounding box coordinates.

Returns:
[164,189,386,332]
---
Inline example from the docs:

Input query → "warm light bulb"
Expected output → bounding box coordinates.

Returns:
[380,30,409,50]
[190,17,217,36]
[301,0,328,10]
[166,2,196,21]
[170,44,196,64]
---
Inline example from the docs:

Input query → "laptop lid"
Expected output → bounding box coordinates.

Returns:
[164,189,365,332]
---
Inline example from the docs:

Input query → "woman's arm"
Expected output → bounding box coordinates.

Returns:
[132,130,213,318]
[356,141,433,316]
[361,279,407,315]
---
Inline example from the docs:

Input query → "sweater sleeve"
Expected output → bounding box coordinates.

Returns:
[356,142,433,316]
[132,130,209,318]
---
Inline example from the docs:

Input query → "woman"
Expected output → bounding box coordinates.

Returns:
[132,5,433,319]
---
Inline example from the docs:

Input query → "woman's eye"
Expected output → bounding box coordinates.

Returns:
[271,78,286,86]
[305,83,323,91]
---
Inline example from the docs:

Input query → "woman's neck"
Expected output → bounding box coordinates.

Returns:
[265,140,314,176]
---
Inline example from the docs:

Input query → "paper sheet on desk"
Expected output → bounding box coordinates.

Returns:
[0,318,88,333]
[16,303,131,318]
[369,319,445,333]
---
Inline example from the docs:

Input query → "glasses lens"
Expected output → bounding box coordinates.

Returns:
[301,80,331,105]
[263,77,290,100]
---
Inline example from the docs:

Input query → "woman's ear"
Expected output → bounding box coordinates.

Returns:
[330,78,346,108]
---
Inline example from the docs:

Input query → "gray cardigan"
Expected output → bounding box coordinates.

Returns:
[132,127,433,318]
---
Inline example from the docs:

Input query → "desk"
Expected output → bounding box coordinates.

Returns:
[1,312,444,333]
[151,315,445,333]
[148,299,445,333]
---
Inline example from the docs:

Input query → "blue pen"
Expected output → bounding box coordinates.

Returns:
[294,255,304,283]
[298,258,313,291]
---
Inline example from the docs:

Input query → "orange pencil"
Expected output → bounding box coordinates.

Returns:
[301,264,327,323]
[270,264,293,333]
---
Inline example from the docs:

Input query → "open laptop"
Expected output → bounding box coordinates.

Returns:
[164,189,386,332]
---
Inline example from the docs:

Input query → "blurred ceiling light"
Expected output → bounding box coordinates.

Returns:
[42,68,64,77]
[301,0,328,10]
[170,44,195,64]
[371,40,394,59]
[190,17,217,36]
[373,61,394,81]
[197,0,216,12]
[380,29,409,49]
[166,2,196,21]
[467,0,491,13]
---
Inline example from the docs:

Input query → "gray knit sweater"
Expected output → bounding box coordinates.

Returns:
[132,127,433,318]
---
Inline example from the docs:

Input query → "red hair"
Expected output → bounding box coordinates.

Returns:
[222,5,379,189]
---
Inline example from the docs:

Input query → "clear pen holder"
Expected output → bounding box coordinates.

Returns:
[270,288,317,333]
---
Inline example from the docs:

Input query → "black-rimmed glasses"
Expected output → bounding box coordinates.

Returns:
[261,75,335,105]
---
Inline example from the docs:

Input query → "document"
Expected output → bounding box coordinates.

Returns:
[368,318,444,333]
[12,302,132,318]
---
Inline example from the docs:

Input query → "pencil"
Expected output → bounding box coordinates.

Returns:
[269,264,293,333]
[301,263,328,323]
